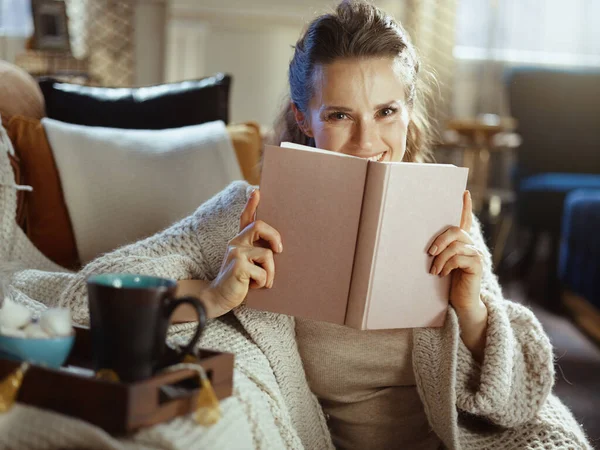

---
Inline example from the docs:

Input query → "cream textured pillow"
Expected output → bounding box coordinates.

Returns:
[42,119,243,264]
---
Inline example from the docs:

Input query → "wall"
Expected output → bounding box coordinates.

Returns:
[0,36,26,64]
[165,0,403,127]
[165,1,327,126]
[165,16,300,125]
[203,26,300,126]
[134,0,166,86]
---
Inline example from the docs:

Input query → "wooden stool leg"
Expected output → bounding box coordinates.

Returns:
[493,214,513,270]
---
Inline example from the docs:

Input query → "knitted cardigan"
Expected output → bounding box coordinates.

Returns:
[0,126,592,450]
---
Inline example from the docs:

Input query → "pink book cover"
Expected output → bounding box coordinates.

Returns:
[245,143,469,330]
[244,144,368,324]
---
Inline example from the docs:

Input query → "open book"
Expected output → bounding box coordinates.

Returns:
[245,143,469,329]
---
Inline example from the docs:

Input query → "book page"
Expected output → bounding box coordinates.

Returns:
[363,163,469,329]
[245,144,369,324]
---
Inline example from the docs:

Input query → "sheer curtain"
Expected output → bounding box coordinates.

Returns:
[65,0,89,59]
[0,0,32,63]
[453,0,600,117]
[0,0,33,36]
[456,0,600,66]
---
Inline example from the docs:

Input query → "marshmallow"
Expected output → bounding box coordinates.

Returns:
[0,297,32,329]
[40,308,72,337]
[24,323,51,339]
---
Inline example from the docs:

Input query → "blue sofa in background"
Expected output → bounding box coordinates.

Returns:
[560,189,600,342]
[505,67,600,309]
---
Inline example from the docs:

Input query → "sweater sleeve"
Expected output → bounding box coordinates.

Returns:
[8,181,252,326]
[454,216,556,427]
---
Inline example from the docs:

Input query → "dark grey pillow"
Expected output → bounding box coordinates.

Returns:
[39,73,231,129]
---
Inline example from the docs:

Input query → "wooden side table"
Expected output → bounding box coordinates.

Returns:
[446,116,518,213]
[442,116,520,267]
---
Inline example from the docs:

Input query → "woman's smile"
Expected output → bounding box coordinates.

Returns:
[364,150,388,162]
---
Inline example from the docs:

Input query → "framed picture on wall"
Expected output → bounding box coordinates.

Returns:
[31,0,71,53]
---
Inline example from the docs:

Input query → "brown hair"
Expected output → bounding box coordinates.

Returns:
[272,0,433,163]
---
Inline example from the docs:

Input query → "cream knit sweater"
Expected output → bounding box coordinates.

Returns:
[0,126,592,450]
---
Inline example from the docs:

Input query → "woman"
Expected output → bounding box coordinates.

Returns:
[180,3,488,447]
[2,1,590,449]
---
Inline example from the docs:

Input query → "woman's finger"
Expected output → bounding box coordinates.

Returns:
[246,262,268,289]
[428,225,473,257]
[235,219,283,254]
[239,188,260,232]
[430,242,480,276]
[246,246,275,289]
[460,190,473,232]
[439,253,483,277]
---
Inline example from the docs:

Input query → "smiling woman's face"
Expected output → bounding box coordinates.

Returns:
[293,57,410,162]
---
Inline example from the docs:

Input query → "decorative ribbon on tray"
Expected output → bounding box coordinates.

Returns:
[166,354,221,426]
[95,355,221,426]
[96,368,120,382]
[0,362,29,413]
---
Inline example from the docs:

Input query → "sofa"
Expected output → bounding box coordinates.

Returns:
[0,61,263,270]
[505,67,600,310]
[559,189,600,343]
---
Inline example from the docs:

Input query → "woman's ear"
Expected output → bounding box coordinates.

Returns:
[291,102,314,137]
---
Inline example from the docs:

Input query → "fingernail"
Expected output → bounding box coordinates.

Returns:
[430,265,437,275]
[279,242,283,253]
[429,245,438,256]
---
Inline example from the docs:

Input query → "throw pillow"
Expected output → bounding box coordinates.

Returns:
[228,122,262,186]
[6,116,80,269]
[42,119,243,264]
[39,74,232,129]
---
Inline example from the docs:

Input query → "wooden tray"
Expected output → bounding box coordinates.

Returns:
[0,327,234,434]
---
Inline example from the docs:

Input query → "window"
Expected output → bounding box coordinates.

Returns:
[0,0,33,36]
[455,0,600,67]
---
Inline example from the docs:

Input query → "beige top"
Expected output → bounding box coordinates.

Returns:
[296,318,442,450]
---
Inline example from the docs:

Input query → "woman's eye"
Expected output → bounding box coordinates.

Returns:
[379,107,397,117]
[329,112,348,121]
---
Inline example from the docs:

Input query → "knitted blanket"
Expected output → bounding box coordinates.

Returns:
[0,123,592,449]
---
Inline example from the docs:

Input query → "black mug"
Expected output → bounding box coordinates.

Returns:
[87,274,206,382]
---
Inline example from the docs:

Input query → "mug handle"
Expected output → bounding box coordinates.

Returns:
[164,296,207,356]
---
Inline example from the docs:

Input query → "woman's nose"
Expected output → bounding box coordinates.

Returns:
[354,121,377,152]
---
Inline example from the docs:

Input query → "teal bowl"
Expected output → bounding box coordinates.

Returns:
[0,332,75,369]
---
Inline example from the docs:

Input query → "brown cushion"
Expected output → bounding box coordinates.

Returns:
[6,116,79,269]
[227,122,262,186]
[0,61,44,125]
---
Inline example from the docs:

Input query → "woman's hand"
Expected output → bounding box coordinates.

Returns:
[428,190,482,311]
[428,190,488,362]
[204,189,283,318]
